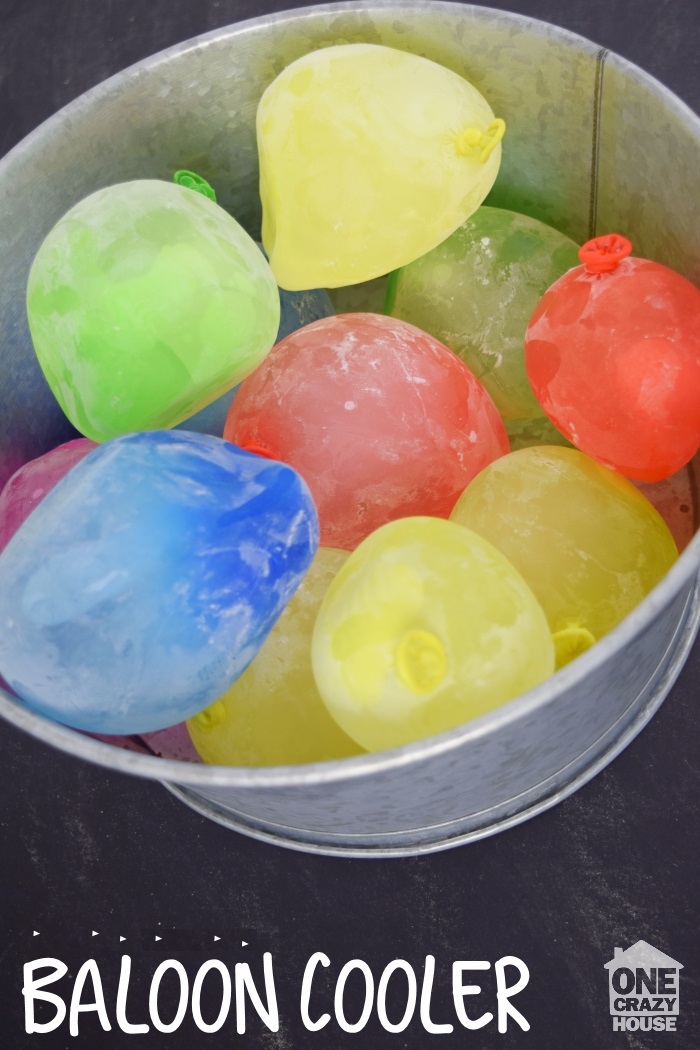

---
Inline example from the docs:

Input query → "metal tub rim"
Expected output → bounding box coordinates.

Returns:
[1,547,697,787]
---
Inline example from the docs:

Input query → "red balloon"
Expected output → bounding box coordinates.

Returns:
[225,313,508,549]
[525,234,700,481]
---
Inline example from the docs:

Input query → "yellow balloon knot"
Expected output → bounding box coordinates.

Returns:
[193,698,227,729]
[552,626,596,669]
[455,119,506,163]
[455,127,483,153]
[396,629,447,694]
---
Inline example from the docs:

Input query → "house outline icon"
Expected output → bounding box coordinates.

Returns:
[605,941,683,1017]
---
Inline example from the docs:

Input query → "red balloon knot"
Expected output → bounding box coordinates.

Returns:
[578,234,633,274]
[240,441,278,461]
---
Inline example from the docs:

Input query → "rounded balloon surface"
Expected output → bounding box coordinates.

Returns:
[525,235,700,481]
[312,517,554,752]
[258,43,505,289]
[0,432,318,733]
[385,206,579,420]
[187,547,364,766]
[27,180,280,442]
[450,446,678,666]
[0,439,97,554]
[225,313,509,550]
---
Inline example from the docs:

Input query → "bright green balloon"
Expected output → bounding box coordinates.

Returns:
[27,180,280,442]
[385,206,579,420]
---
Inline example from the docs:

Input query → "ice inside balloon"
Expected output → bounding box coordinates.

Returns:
[27,179,280,442]
[311,517,554,751]
[385,206,580,421]
[258,43,505,289]
[450,446,679,666]
[525,234,700,481]
[225,313,509,549]
[0,432,318,734]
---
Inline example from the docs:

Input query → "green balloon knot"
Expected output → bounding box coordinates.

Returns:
[173,170,217,202]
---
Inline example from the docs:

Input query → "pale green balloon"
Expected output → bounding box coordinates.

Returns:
[27,180,280,442]
[385,206,580,421]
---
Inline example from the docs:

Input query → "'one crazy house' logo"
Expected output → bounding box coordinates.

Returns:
[605,941,683,1033]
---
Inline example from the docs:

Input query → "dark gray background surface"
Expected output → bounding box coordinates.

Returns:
[0,1,698,1047]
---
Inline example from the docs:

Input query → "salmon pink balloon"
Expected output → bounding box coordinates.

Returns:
[525,234,700,481]
[225,313,509,549]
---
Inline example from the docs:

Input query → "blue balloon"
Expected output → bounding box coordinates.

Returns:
[0,431,318,733]
[179,251,334,436]
[277,286,335,343]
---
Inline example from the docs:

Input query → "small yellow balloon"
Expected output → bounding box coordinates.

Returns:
[450,446,679,662]
[258,43,505,290]
[311,518,554,752]
[187,548,363,766]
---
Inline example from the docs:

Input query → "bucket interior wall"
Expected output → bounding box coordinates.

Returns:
[0,3,698,853]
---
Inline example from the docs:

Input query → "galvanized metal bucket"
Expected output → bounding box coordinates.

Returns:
[0,2,698,857]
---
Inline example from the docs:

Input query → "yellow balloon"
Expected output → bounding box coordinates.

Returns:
[258,43,505,290]
[311,518,553,752]
[187,548,363,766]
[450,447,679,666]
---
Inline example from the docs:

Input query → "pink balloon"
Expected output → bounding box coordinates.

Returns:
[225,313,509,549]
[0,439,95,697]
[87,723,202,762]
[0,439,97,553]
